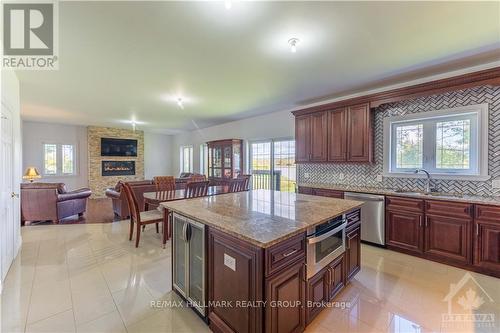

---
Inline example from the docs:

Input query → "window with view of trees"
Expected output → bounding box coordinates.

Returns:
[43,143,76,176]
[384,104,488,179]
[180,145,193,173]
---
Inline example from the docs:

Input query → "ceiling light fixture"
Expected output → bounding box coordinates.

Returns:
[177,97,184,109]
[288,38,300,53]
[224,0,232,10]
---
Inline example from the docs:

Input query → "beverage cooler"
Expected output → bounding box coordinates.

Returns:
[172,213,206,316]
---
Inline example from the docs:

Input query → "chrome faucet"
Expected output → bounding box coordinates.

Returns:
[414,169,433,194]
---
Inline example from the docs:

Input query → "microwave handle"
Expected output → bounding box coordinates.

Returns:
[307,222,347,245]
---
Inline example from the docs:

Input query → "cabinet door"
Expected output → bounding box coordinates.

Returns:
[424,215,471,265]
[313,188,344,199]
[208,229,263,333]
[386,210,423,254]
[327,255,345,300]
[310,112,328,161]
[328,108,347,161]
[188,222,206,312]
[474,220,500,272]
[295,115,311,162]
[346,226,361,281]
[173,216,187,295]
[265,261,306,333]
[347,103,372,162]
[306,268,329,324]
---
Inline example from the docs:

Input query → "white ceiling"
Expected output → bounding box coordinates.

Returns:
[17,1,500,133]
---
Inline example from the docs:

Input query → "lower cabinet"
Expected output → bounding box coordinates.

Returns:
[474,205,500,274]
[306,254,346,324]
[327,255,345,300]
[345,225,361,281]
[265,261,306,333]
[386,209,423,255]
[424,214,471,265]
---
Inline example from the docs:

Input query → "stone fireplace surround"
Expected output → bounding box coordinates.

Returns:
[88,126,144,198]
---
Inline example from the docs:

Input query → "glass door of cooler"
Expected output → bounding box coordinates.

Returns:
[172,214,187,297]
[187,220,205,315]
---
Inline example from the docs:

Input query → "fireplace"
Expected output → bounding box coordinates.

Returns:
[102,161,135,176]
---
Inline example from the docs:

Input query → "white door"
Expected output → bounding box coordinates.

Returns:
[1,106,15,281]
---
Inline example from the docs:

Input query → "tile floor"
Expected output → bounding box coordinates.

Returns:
[1,221,499,333]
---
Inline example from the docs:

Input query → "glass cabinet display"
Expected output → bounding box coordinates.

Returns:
[207,139,243,181]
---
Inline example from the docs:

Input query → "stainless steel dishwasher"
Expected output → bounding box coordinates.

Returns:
[344,192,385,246]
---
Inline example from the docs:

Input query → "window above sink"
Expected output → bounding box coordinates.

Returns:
[383,103,489,181]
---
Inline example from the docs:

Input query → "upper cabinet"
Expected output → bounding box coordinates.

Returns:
[294,103,373,163]
[347,104,372,162]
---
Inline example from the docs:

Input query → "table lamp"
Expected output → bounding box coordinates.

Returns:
[23,167,41,182]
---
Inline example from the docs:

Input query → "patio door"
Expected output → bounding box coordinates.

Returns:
[250,139,296,192]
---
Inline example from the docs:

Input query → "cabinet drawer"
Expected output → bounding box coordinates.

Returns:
[475,205,500,222]
[313,188,344,199]
[298,186,314,195]
[265,233,306,277]
[426,200,472,219]
[386,196,424,212]
[346,209,360,227]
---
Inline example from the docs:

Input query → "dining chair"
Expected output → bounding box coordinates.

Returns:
[229,178,247,193]
[185,180,210,198]
[153,176,176,191]
[189,174,207,182]
[238,174,252,191]
[122,182,165,248]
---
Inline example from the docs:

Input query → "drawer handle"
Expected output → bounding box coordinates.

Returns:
[283,248,298,258]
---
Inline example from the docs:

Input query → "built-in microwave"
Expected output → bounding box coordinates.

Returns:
[306,215,347,279]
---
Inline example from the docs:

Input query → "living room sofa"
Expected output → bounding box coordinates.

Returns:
[21,183,92,224]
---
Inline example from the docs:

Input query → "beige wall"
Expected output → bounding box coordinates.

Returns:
[88,126,145,198]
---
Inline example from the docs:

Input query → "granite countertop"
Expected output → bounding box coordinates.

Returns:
[160,189,363,248]
[299,183,500,206]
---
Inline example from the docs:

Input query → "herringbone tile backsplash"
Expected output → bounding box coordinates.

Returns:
[298,86,500,196]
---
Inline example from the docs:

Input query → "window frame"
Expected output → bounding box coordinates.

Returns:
[180,145,194,173]
[383,104,489,181]
[42,142,78,177]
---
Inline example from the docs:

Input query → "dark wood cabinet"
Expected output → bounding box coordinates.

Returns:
[294,103,372,163]
[326,255,345,300]
[312,188,344,199]
[346,225,361,281]
[294,112,327,163]
[297,186,313,195]
[347,104,372,162]
[305,267,329,324]
[265,261,306,333]
[207,139,243,182]
[424,214,471,265]
[386,209,424,255]
[208,229,263,333]
[310,112,328,162]
[474,205,500,274]
[295,116,311,163]
[327,108,347,161]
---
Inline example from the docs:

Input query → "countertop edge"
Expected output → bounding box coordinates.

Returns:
[162,202,363,249]
[298,183,500,207]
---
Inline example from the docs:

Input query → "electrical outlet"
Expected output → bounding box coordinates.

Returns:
[492,179,500,189]
[339,173,345,180]
[376,175,383,182]
[304,172,310,179]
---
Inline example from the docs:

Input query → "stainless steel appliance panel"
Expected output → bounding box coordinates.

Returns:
[344,192,385,246]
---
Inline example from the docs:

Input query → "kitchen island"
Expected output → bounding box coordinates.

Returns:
[161,189,363,333]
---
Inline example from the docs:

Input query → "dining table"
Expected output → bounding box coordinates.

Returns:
[143,185,230,241]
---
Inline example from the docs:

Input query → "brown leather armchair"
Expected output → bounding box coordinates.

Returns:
[105,180,157,219]
[21,183,92,224]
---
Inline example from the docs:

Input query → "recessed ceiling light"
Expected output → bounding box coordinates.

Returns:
[224,0,232,10]
[288,38,300,53]
[177,97,184,109]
